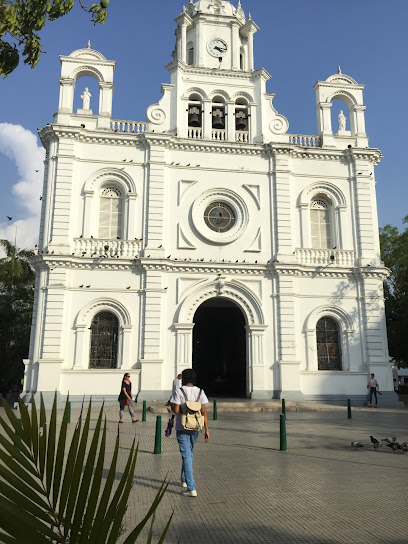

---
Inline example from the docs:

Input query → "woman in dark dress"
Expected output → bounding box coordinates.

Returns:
[118,373,139,423]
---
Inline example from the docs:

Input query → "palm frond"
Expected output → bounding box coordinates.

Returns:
[0,393,171,543]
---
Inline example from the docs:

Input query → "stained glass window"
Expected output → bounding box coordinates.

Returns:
[89,311,118,369]
[316,316,342,370]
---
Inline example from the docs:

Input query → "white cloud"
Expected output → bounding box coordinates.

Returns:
[0,123,45,250]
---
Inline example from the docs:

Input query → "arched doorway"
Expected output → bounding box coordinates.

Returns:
[192,298,247,397]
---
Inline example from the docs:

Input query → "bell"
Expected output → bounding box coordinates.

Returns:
[212,108,225,129]
[188,113,201,127]
[236,110,248,131]
[188,105,201,127]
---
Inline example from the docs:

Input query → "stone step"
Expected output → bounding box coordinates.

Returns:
[148,399,350,414]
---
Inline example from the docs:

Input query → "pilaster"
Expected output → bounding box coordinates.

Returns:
[145,141,166,251]
[273,152,295,261]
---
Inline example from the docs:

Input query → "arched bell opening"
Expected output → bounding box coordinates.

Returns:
[235,97,249,142]
[192,297,247,397]
[211,95,226,140]
[331,98,350,135]
[187,93,202,128]
[73,75,100,115]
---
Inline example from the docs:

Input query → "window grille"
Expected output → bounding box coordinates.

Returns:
[310,198,332,249]
[316,316,342,370]
[99,186,123,239]
[89,311,119,369]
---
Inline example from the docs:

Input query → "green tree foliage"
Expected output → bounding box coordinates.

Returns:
[0,395,172,543]
[379,216,408,368]
[0,239,35,383]
[0,0,108,77]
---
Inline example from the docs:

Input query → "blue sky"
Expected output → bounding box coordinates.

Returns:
[1,0,407,248]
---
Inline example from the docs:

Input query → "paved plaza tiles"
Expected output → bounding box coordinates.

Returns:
[2,404,408,543]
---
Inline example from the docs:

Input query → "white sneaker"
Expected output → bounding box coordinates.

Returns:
[181,482,187,488]
[181,490,197,497]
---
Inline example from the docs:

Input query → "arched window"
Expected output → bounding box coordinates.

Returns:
[99,186,123,239]
[187,43,194,65]
[235,97,249,142]
[211,95,226,140]
[310,197,332,249]
[187,93,203,139]
[316,317,342,370]
[89,311,119,369]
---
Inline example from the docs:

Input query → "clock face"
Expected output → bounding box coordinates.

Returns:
[207,39,228,57]
[204,202,235,232]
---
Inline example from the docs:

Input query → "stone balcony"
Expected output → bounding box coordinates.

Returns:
[73,238,143,259]
[295,248,356,267]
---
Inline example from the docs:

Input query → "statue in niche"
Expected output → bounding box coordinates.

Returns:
[81,87,92,110]
[338,110,346,131]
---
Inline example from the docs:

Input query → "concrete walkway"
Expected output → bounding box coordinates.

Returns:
[1,404,408,543]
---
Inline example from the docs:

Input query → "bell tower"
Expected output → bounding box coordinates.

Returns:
[173,0,258,71]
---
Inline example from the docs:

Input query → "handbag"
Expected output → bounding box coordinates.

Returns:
[123,398,130,406]
[366,384,369,389]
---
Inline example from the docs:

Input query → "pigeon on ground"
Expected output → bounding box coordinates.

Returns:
[386,442,400,452]
[370,436,381,449]
[382,437,397,443]
[351,442,364,449]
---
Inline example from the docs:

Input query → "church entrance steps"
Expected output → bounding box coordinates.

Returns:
[148,399,355,414]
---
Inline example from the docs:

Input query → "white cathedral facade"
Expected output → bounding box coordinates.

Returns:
[23,0,399,406]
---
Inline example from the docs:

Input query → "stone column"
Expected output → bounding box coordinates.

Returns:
[98,82,113,129]
[181,24,187,64]
[273,151,296,262]
[247,325,269,398]
[40,140,57,250]
[276,274,303,400]
[121,325,132,369]
[73,324,87,368]
[203,99,212,140]
[247,31,254,71]
[58,77,75,113]
[82,190,94,238]
[127,193,137,239]
[175,323,195,373]
[231,22,240,70]
[196,20,204,67]
[299,202,309,248]
[226,101,235,143]
[317,102,334,146]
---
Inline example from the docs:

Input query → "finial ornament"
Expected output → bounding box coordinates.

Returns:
[337,65,342,74]
[87,40,91,49]
[237,0,241,7]
[248,11,252,19]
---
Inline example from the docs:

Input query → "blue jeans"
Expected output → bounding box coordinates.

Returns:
[176,430,199,491]
[369,387,377,405]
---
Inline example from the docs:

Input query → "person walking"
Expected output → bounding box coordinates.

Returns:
[368,373,380,407]
[118,373,139,423]
[171,368,209,497]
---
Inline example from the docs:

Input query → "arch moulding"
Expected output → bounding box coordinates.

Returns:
[299,181,347,209]
[75,298,132,328]
[177,279,265,326]
[83,168,137,196]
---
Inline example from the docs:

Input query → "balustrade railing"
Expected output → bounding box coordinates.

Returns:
[211,129,226,141]
[188,127,203,139]
[73,238,143,259]
[236,131,249,143]
[288,134,320,147]
[295,248,355,267]
[111,120,146,133]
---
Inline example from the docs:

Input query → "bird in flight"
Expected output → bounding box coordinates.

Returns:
[6,216,12,221]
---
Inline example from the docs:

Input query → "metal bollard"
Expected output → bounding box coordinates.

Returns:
[67,401,71,424]
[142,400,147,422]
[213,399,218,421]
[281,398,286,416]
[154,415,161,454]
[280,414,287,451]
[347,398,352,419]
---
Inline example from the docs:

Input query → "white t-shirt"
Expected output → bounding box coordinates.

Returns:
[369,378,378,388]
[171,385,208,431]
[171,377,181,397]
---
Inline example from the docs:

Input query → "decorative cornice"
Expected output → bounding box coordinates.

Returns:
[31,254,389,280]
[165,59,261,80]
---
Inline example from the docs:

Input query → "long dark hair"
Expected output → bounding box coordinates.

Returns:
[123,372,130,380]
[181,368,197,386]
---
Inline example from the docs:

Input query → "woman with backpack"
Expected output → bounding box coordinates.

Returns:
[171,368,210,497]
